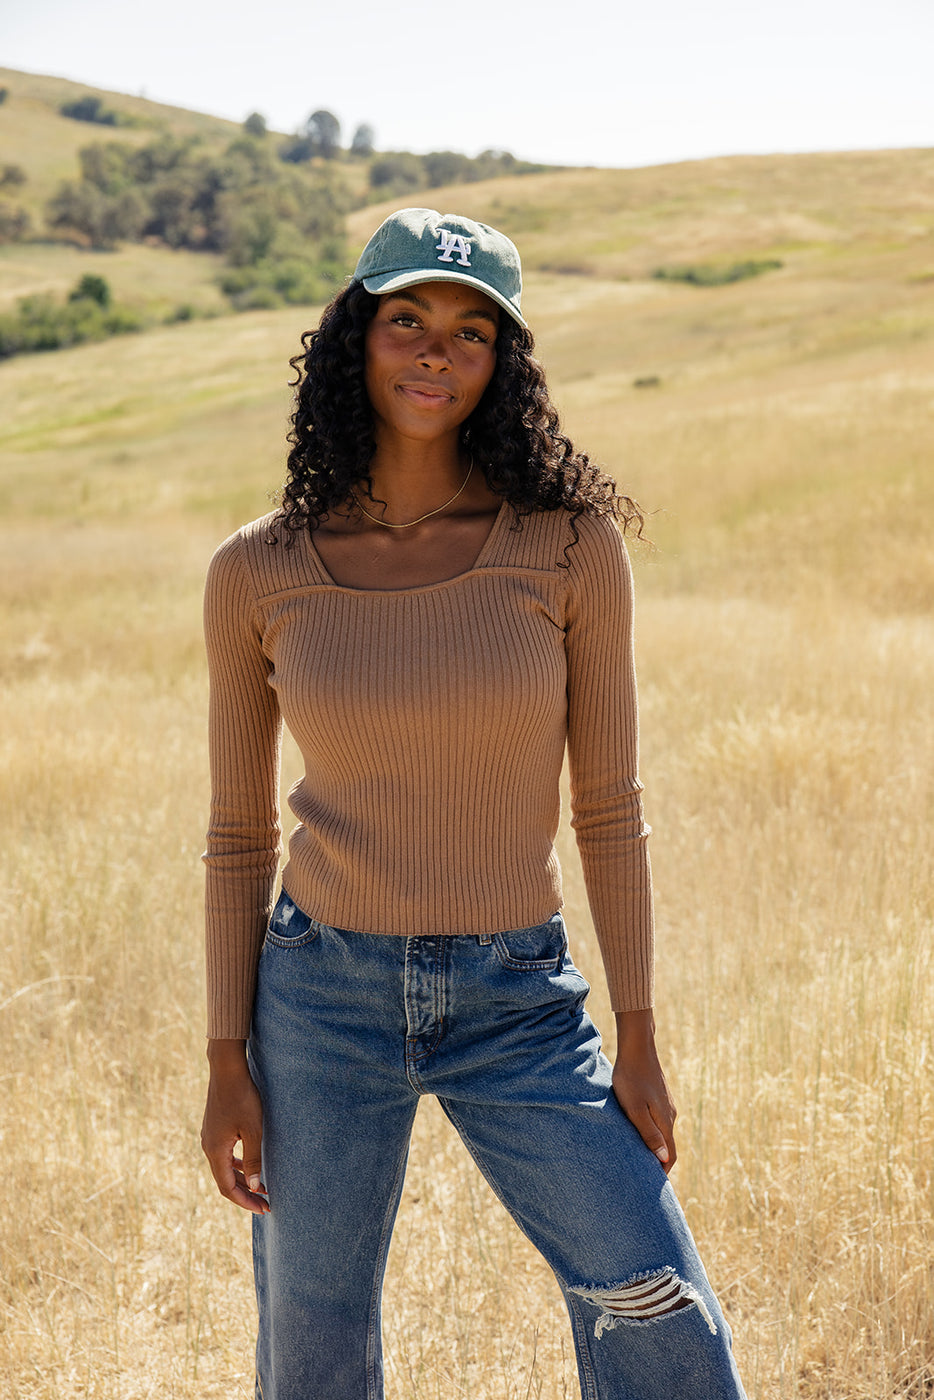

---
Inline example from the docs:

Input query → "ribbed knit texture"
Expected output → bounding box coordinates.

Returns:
[203,502,654,1038]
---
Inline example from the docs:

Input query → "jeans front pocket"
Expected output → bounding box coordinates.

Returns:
[263,890,322,949]
[492,913,567,971]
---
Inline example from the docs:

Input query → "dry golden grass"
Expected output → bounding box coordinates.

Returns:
[0,241,229,318]
[350,148,934,279]
[2,152,933,1397]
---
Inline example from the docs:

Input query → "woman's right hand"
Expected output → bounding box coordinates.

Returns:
[201,1038,269,1214]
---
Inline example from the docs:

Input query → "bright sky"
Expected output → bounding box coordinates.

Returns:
[4,0,932,168]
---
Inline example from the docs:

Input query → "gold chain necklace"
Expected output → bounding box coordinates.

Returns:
[354,461,473,530]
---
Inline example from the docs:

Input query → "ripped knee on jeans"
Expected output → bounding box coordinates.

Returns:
[571,1268,717,1339]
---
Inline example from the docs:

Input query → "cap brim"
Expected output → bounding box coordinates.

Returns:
[360,268,527,329]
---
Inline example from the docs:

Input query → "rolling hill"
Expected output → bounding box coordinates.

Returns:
[2,70,932,611]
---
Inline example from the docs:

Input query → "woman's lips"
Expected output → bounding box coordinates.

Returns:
[397,383,454,406]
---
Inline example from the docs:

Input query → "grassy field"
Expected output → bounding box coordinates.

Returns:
[1,147,933,1398]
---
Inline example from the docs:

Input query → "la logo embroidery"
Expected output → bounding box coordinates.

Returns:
[435,230,472,266]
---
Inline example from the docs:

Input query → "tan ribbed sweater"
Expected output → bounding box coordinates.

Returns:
[203,501,654,1038]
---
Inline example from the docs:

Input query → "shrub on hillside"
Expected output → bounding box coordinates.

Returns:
[69,273,112,308]
[422,151,476,187]
[45,134,349,287]
[369,152,427,194]
[60,95,124,127]
[124,135,197,185]
[1,164,27,188]
[0,277,144,359]
[213,176,346,264]
[370,146,548,196]
[421,149,535,186]
[652,259,783,287]
[0,201,31,243]
[350,124,375,158]
[279,134,315,165]
[218,246,343,309]
[47,178,148,248]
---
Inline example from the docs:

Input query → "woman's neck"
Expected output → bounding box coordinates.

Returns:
[362,440,469,521]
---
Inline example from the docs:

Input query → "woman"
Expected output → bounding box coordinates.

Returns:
[201,207,746,1400]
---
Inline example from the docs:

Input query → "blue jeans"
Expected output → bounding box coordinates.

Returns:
[248,892,746,1400]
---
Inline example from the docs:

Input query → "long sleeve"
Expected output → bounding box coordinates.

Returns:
[200,505,652,1033]
[203,532,282,1038]
[564,513,654,1011]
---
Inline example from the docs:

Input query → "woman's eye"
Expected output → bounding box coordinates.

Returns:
[384,314,492,344]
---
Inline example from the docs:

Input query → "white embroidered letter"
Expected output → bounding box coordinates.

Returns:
[436,231,472,266]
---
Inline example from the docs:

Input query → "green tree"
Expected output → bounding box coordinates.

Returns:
[128,136,193,184]
[103,188,148,242]
[46,181,105,242]
[477,148,519,175]
[69,274,111,307]
[221,195,281,266]
[46,179,146,248]
[221,137,280,187]
[370,152,426,193]
[350,123,375,158]
[243,111,267,138]
[43,128,351,309]
[423,151,474,186]
[60,95,119,126]
[304,109,341,160]
[79,141,134,194]
[146,176,200,248]
[279,134,313,164]
[0,164,27,188]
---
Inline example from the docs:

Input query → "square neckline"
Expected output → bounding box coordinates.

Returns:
[304,497,512,594]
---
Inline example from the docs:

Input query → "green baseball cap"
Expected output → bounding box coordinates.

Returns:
[353,207,527,328]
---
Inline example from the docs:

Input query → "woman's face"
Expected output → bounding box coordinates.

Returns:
[364,281,499,446]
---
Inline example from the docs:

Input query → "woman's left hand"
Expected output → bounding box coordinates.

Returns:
[612,1009,678,1174]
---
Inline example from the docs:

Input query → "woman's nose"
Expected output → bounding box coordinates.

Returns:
[417,334,452,370]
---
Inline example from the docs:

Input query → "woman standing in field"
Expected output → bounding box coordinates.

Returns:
[200,207,746,1400]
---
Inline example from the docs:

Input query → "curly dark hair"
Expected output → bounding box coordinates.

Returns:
[277,281,643,542]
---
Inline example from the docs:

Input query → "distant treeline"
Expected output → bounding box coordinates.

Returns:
[55,97,549,190]
[42,130,544,260]
[368,147,545,194]
[0,100,551,314]
[0,90,552,347]
[45,131,349,309]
